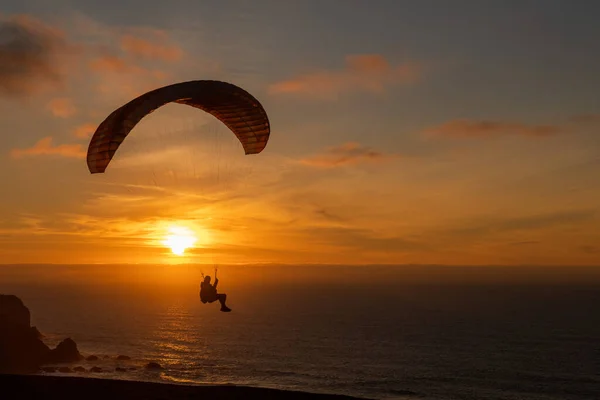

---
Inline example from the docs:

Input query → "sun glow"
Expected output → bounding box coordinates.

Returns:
[162,226,197,256]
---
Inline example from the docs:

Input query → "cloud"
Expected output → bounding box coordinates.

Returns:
[268,54,420,99]
[0,14,73,97]
[46,97,76,118]
[88,54,167,78]
[568,114,600,125]
[119,33,183,62]
[10,136,86,159]
[579,245,598,254]
[292,226,428,254]
[0,13,189,102]
[88,54,140,74]
[423,112,600,140]
[67,13,184,63]
[86,27,183,78]
[445,210,596,239]
[507,240,540,246]
[299,142,398,168]
[73,122,96,138]
[423,119,562,139]
[88,53,170,99]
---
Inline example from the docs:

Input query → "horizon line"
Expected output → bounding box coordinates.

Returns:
[1,263,599,268]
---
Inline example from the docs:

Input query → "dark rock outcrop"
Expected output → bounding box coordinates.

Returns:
[31,326,44,339]
[116,355,131,361]
[0,294,83,373]
[145,362,164,370]
[49,338,82,363]
[0,294,30,327]
[73,366,86,372]
[0,295,51,373]
[90,366,103,373]
[86,355,99,361]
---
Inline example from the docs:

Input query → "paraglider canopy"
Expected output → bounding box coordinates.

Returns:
[87,80,270,174]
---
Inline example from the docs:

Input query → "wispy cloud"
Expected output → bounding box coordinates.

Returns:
[0,12,198,106]
[73,122,96,138]
[580,245,598,254]
[568,114,600,124]
[64,15,184,100]
[423,112,600,140]
[10,136,86,159]
[67,13,185,63]
[443,209,596,239]
[88,54,140,74]
[507,240,541,246]
[88,54,167,79]
[269,54,420,99]
[296,226,427,253]
[88,52,170,99]
[119,32,183,62]
[46,97,77,118]
[0,14,76,97]
[423,119,562,138]
[299,142,398,168]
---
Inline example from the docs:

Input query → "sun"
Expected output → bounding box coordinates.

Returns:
[162,226,197,256]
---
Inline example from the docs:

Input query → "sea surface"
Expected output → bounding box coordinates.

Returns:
[1,264,599,400]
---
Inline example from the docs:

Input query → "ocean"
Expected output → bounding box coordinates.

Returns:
[1,264,599,400]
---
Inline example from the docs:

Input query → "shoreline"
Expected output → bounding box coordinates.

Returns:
[0,374,368,400]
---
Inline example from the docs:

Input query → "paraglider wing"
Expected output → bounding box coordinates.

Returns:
[87,80,270,174]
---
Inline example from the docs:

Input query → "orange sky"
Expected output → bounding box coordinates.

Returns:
[0,8,599,266]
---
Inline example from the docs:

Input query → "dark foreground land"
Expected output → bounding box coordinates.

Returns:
[0,374,367,400]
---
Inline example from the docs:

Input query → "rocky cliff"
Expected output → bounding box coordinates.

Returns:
[0,294,83,373]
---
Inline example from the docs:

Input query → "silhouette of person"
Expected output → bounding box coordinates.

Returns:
[200,270,231,312]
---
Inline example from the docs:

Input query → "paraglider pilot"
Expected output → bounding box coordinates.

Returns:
[200,267,232,312]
